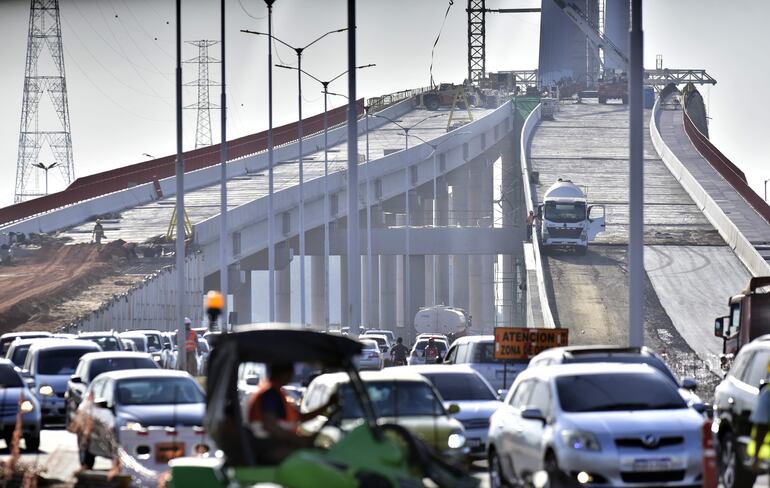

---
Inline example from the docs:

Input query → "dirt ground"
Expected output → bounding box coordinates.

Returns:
[0,240,142,334]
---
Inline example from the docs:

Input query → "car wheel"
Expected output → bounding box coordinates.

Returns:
[489,450,511,488]
[720,433,756,488]
[24,433,40,451]
[544,451,570,488]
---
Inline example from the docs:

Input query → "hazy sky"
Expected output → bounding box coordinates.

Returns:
[0,0,767,207]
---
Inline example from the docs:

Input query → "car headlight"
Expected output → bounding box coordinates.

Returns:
[20,400,34,413]
[126,421,145,431]
[38,385,54,397]
[153,354,162,362]
[561,430,601,451]
[447,431,466,449]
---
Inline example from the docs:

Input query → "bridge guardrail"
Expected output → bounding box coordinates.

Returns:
[650,96,770,277]
[519,103,557,329]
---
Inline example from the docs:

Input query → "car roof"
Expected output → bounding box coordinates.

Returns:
[311,369,433,386]
[119,332,148,339]
[79,351,154,362]
[27,339,102,353]
[130,329,163,334]
[1,331,52,339]
[518,362,659,381]
[79,331,119,337]
[95,369,192,381]
[533,345,652,358]
[6,338,46,347]
[0,358,15,367]
[388,364,481,376]
[450,334,493,345]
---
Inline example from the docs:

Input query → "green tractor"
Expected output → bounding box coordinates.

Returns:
[166,326,478,488]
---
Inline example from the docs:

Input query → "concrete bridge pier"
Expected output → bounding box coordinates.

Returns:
[276,262,291,323]
[449,172,469,311]
[340,256,348,328]
[468,159,495,334]
[311,255,325,328]
[231,267,252,325]
[380,254,397,329]
[434,178,450,306]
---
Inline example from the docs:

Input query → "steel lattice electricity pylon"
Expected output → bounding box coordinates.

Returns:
[15,0,75,203]
[184,40,220,148]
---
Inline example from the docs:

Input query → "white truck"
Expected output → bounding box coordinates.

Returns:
[538,179,605,255]
[413,305,470,337]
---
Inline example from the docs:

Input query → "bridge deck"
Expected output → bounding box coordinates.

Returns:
[657,102,770,261]
[56,106,493,245]
[529,100,740,388]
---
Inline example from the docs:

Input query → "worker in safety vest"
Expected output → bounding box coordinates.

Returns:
[184,318,198,376]
[247,363,337,464]
[749,361,770,469]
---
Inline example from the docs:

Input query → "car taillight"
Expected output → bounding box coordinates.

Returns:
[193,426,206,435]
[165,427,177,436]
[369,353,379,359]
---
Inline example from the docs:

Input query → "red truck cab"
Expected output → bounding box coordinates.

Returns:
[714,276,770,368]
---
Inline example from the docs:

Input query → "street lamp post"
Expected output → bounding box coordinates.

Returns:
[276,64,375,331]
[368,112,443,338]
[219,0,228,331]
[31,162,58,195]
[243,28,347,327]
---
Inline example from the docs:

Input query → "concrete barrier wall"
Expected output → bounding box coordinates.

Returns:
[518,104,557,329]
[650,98,770,277]
[2,98,414,237]
[70,253,205,332]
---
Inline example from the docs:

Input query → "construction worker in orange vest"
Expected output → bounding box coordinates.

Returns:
[184,318,198,376]
[247,363,337,464]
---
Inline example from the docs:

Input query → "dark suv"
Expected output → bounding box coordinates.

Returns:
[713,335,770,488]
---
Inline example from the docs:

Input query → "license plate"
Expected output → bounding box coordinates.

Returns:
[623,456,684,472]
[466,438,482,448]
[155,442,185,463]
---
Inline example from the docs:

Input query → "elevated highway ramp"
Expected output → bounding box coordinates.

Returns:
[528,100,749,383]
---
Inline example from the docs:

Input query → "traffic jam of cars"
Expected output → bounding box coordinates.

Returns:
[1,312,770,488]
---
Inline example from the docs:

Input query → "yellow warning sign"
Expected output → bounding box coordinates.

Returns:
[494,327,569,360]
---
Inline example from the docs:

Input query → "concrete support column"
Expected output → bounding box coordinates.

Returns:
[311,255,325,328]
[232,269,252,325]
[340,256,348,328]
[276,264,291,323]
[423,198,435,306]
[380,254,397,328]
[500,147,525,325]
[481,160,496,333]
[409,255,425,337]
[396,254,405,328]
[450,179,469,310]
[435,179,450,305]
[467,166,483,325]
[367,255,380,328]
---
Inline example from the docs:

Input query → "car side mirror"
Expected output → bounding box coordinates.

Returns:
[70,375,83,384]
[497,389,509,401]
[521,408,546,423]
[94,399,112,410]
[20,369,30,377]
[682,378,698,392]
[245,376,260,386]
[447,404,461,415]
[714,317,725,338]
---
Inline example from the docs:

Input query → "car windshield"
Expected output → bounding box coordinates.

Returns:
[544,201,586,223]
[0,364,23,388]
[144,334,163,352]
[124,337,146,352]
[340,381,445,418]
[10,344,31,367]
[84,336,122,352]
[369,337,387,347]
[414,340,447,353]
[38,348,92,375]
[563,354,678,385]
[360,340,379,351]
[556,373,686,412]
[424,372,496,401]
[116,378,204,405]
[88,357,157,382]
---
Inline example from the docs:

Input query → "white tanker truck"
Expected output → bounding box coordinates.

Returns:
[538,179,605,255]
[413,305,471,338]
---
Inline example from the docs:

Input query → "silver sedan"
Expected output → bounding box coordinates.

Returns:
[487,363,704,488]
